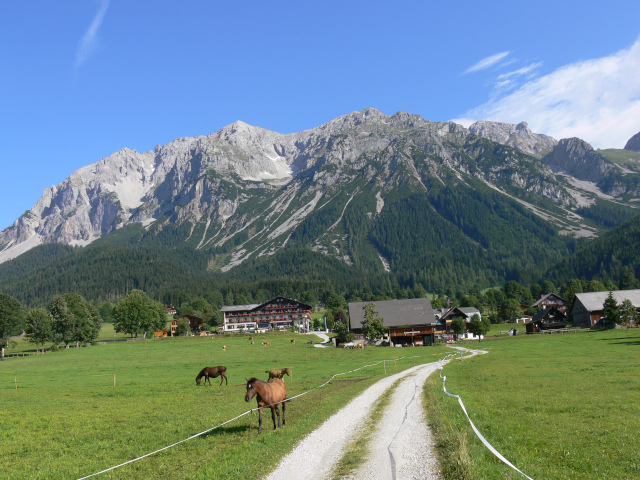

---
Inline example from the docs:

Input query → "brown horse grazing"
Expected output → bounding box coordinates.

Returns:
[262,340,271,345]
[290,338,295,344]
[245,377,287,434]
[266,367,291,381]
[196,366,228,386]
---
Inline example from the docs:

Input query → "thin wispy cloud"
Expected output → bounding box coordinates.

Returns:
[497,62,542,81]
[455,37,640,148]
[494,62,543,92]
[75,0,110,67]
[464,51,510,74]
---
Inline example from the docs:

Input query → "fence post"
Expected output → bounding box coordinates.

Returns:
[384,360,387,375]
[15,376,17,389]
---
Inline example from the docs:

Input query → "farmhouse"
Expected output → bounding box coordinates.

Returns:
[531,293,567,311]
[348,298,437,346]
[526,306,568,333]
[220,296,312,333]
[171,314,204,335]
[571,289,640,327]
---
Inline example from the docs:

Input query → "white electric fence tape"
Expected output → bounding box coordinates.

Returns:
[439,364,535,480]
[77,352,445,480]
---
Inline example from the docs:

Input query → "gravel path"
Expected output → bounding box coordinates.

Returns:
[265,357,449,480]
[348,363,442,480]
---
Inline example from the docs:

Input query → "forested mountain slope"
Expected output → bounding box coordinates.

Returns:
[1,109,639,305]
[545,214,640,286]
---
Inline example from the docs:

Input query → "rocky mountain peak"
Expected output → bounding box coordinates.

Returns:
[624,131,640,152]
[542,137,615,183]
[468,120,557,158]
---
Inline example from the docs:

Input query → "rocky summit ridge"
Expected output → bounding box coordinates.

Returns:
[1,108,639,271]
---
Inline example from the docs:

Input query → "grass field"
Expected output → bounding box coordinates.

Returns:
[425,327,640,480]
[4,327,639,479]
[1,331,445,480]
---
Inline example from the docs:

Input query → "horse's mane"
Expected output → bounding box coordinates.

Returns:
[246,377,262,383]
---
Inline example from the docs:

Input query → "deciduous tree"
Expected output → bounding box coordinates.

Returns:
[618,299,636,326]
[0,293,22,361]
[451,317,466,337]
[499,298,522,323]
[467,314,490,342]
[25,308,52,354]
[113,290,166,338]
[361,303,388,340]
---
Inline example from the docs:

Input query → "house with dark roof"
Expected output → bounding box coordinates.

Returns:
[348,298,437,346]
[438,307,483,339]
[171,314,204,335]
[532,293,567,311]
[526,306,568,333]
[571,289,640,327]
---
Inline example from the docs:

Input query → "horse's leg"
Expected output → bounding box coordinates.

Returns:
[282,401,286,426]
[271,406,278,430]
[258,407,263,434]
[222,373,227,385]
[206,375,211,386]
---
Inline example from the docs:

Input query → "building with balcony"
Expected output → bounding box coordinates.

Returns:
[220,296,312,333]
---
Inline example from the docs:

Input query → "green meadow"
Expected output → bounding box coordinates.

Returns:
[3,328,639,480]
[1,332,444,480]
[426,328,640,480]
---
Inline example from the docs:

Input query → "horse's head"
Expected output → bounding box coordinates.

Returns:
[245,377,258,402]
[196,376,201,386]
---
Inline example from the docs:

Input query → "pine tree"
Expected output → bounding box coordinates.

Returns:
[601,292,619,328]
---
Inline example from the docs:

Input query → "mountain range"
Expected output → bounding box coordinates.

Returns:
[1,108,639,304]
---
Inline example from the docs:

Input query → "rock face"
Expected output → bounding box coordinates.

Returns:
[542,138,616,183]
[625,131,640,152]
[469,120,557,158]
[1,108,638,268]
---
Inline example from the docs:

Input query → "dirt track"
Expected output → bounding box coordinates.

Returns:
[265,358,450,480]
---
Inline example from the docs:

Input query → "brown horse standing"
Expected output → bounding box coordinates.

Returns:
[244,377,287,434]
[265,367,291,381]
[196,366,228,386]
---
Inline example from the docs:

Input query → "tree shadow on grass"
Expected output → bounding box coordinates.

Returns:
[201,424,249,437]
[596,336,640,346]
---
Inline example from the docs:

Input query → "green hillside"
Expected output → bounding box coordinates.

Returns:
[546,213,640,284]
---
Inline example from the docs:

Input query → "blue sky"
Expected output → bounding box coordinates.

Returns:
[1,1,640,230]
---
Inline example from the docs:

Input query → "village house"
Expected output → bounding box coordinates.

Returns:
[440,306,482,330]
[171,314,204,335]
[531,293,567,312]
[570,289,640,327]
[220,296,312,333]
[526,305,568,333]
[348,298,437,346]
